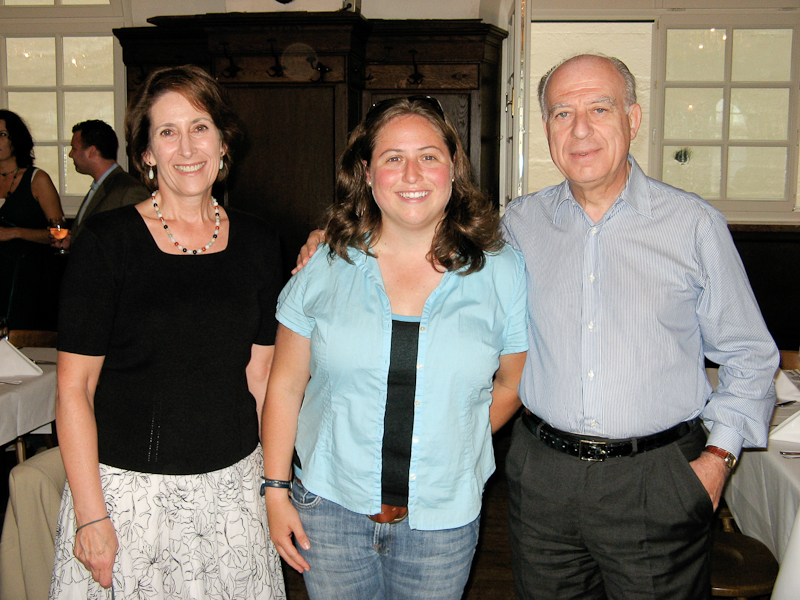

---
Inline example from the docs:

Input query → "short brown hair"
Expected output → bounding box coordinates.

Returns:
[326,97,502,275]
[125,65,243,191]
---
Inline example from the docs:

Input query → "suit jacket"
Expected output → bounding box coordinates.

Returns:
[71,165,149,240]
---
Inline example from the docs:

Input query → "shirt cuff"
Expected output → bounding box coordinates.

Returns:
[704,424,745,458]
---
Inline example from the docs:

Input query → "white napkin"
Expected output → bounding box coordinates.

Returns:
[0,338,43,377]
[775,369,800,403]
[771,409,800,442]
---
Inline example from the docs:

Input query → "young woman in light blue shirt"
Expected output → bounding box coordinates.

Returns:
[262,96,528,600]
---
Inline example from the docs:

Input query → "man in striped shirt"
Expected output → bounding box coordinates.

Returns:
[502,54,778,600]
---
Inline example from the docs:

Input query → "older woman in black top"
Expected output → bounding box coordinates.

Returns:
[51,66,285,600]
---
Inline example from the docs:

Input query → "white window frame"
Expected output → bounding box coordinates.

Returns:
[652,14,800,224]
[0,0,129,216]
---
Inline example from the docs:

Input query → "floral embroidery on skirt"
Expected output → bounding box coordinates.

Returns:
[49,447,285,600]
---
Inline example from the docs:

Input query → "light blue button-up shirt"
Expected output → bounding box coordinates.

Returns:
[277,243,528,530]
[501,156,778,456]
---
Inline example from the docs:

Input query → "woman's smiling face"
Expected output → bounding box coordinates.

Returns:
[367,113,454,238]
[143,91,225,201]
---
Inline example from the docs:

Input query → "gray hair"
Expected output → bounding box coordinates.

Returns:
[538,54,637,119]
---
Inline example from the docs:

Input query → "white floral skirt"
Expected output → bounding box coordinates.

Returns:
[49,447,285,600]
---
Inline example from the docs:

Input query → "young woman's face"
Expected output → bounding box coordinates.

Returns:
[367,114,454,238]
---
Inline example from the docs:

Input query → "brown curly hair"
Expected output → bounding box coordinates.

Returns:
[125,65,243,191]
[325,97,502,275]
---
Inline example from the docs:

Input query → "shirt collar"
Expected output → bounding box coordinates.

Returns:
[93,163,118,189]
[547,154,652,224]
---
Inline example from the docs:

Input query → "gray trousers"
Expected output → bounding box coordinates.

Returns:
[506,417,712,600]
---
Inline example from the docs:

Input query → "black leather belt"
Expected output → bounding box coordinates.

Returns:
[521,410,693,462]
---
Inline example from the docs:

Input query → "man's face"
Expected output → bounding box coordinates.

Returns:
[68,130,92,176]
[543,56,642,202]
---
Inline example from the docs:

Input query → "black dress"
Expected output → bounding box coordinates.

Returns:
[0,168,62,329]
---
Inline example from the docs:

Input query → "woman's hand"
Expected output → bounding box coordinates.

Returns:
[265,488,310,573]
[291,229,325,274]
[73,516,118,588]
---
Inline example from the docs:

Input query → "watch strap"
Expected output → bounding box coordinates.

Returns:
[705,445,737,469]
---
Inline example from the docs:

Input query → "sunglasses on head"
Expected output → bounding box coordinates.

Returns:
[367,95,446,121]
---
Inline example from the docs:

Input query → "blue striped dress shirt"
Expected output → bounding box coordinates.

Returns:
[501,156,778,456]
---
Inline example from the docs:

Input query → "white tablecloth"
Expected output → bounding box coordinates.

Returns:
[0,347,57,448]
[725,402,800,600]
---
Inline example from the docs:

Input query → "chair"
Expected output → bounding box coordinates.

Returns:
[7,330,58,349]
[779,350,800,371]
[711,507,779,599]
[0,447,66,600]
[6,330,58,462]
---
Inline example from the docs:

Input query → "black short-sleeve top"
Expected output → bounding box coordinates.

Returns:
[58,205,282,475]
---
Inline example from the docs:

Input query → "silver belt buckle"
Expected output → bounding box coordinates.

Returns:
[578,440,607,461]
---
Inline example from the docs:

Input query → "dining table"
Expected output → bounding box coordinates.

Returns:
[0,346,58,462]
[724,387,800,600]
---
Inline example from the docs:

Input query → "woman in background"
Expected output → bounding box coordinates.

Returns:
[0,109,65,329]
[263,96,528,600]
[51,65,285,599]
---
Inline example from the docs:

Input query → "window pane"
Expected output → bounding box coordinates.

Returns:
[664,88,723,140]
[62,0,111,4]
[663,145,721,198]
[5,38,56,86]
[5,0,54,5]
[7,92,58,142]
[34,147,59,195]
[730,89,789,141]
[63,147,94,195]
[732,29,793,82]
[63,92,114,139]
[666,29,726,82]
[728,147,786,199]
[63,37,114,86]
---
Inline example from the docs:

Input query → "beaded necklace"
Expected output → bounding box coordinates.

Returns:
[151,192,220,255]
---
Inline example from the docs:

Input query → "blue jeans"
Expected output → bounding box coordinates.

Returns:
[292,479,480,600]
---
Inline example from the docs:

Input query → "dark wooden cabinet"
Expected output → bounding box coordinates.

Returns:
[114,13,506,278]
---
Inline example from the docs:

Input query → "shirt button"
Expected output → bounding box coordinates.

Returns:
[412,437,419,443]
[588,370,595,379]
[589,273,595,283]
[416,363,423,370]
[590,227,598,234]
[590,420,597,427]
[414,400,420,407]
[588,322,595,330]
[419,325,426,332]
[409,474,416,481]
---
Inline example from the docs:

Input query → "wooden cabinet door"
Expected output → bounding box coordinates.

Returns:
[225,86,337,278]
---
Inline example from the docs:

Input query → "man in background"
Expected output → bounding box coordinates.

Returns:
[68,119,148,241]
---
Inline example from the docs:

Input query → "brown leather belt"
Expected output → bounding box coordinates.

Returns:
[367,504,408,524]
[521,409,693,462]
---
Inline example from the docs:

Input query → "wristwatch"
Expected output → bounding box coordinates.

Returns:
[704,445,738,469]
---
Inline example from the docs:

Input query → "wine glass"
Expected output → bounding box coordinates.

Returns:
[49,218,69,254]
